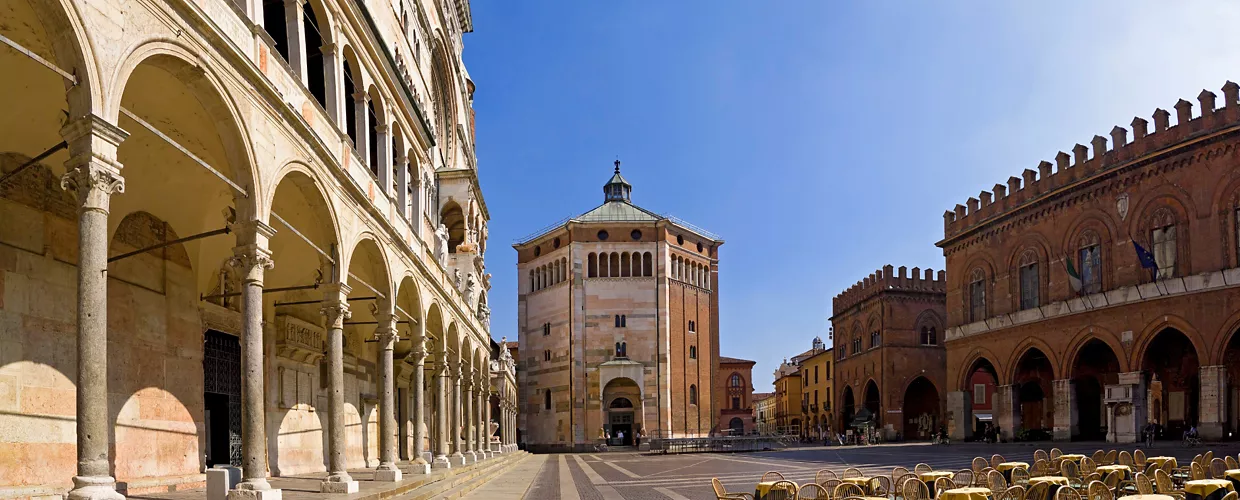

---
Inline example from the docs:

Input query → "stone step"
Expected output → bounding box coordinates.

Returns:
[390,452,530,500]
[430,453,533,499]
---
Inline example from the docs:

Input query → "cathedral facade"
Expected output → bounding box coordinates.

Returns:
[515,164,723,451]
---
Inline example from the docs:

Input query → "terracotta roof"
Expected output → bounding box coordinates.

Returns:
[719,356,755,364]
[752,392,775,401]
[505,342,518,349]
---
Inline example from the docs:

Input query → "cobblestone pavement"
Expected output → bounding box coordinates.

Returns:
[520,442,1240,500]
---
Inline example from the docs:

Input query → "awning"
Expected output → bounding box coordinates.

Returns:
[975,413,993,421]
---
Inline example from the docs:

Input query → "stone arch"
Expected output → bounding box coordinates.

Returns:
[1132,314,1209,368]
[263,163,341,291]
[340,43,365,149]
[1068,336,1122,440]
[1004,339,1060,384]
[430,35,456,167]
[1208,308,1240,366]
[840,385,856,429]
[957,347,1003,392]
[1010,346,1055,432]
[1211,175,1240,268]
[1061,326,1127,375]
[902,376,941,440]
[1139,323,1203,436]
[440,200,464,252]
[107,40,258,200]
[960,255,998,322]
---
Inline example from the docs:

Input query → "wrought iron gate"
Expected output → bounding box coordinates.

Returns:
[204,330,242,466]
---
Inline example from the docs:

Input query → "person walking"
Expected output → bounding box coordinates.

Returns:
[635,430,642,448]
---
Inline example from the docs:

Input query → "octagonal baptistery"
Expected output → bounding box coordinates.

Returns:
[515,162,724,452]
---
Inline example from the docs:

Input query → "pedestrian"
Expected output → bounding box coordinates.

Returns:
[635,430,642,448]
[618,429,625,446]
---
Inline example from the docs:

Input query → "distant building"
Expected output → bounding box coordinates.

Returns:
[717,357,757,435]
[515,163,724,451]
[753,393,777,435]
[832,266,947,441]
[800,344,835,439]
[772,338,829,436]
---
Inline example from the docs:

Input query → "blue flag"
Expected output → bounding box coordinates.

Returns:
[1133,242,1158,276]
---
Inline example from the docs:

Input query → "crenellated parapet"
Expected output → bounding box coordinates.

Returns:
[832,264,946,314]
[942,81,1240,241]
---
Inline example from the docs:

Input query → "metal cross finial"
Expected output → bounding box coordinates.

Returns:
[614,159,620,173]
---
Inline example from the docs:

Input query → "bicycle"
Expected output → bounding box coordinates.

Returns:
[1183,435,1201,447]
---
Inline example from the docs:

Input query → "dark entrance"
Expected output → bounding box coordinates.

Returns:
[204,330,242,467]
[1143,328,1199,438]
[609,397,634,446]
[729,417,744,435]
[1072,339,1120,441]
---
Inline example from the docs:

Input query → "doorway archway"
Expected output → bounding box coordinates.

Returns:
[864,381,881,427]
[1013,348,1053,433]
[729,417,744,435]
[841,386,855,431]
[1071,339,1120,440]
[1143,328,1199,438]
[603,378,641,446]
[903,377,940,440]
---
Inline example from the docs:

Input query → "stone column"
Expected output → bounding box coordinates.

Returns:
[1200,366,1228,440]
[396,155,410,219]
[409,333,430,474]
[228,221,280,500]
[374,313,402,481]
[945,391,971,441]
[463,376,476,462]
[996,384,1021,442]
[451,364,466,465]
[320,285,357,493]
[61,115,128,500]
[352,92,369,161]
[283,0,306,84]
[477,372,488,459]
[321,43,344,127]
[431,357,451,469]
[1053,379,1076,441]
[375,123,392,194]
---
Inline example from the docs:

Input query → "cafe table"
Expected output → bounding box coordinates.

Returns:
[1098,465,1133,481]
[1119,495,1174,500]
[996,462,1030,482]
[1223,470,1240,492]
[1028,476,1070,500]
[940,487,994,500]
[921,471,956,495]
[1184,479,1234,500]
[755,480,797,500]
[1147,457,1179,469]
[843,477,876,494]
[1059,454,1087,463]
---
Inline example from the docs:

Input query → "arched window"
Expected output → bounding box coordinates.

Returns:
[730,374,743,388]
[870,331,880,348]
[969,268,987,322]
[342,59,359,147]
[543,323,550,336]
[600,252,610,278]
[562,258,569,282]
[303,3,327,110]
[852,336,861,354]
[1151,208,1177,279]
[1018,249,1040,310]
[643,252,653,277]
[920,326,938,346]
[588,252,598,278]
[543,349,551,361]
[688,320,696,333]
[689,345,697,359]
[623,252,633,277]
[528,270,534,291]
[614,341,626,358]
[614,315,621,328]
[689,385,697,405]
[609,253,620,278]
[544,389,551,410]
[620,315,627,327]
[366,97,379,176]
[1078,231,1102,294]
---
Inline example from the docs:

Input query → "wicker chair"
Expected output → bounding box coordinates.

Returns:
[1050,448,1063,460]
[1092,450,1106,465]
[873,475,893,497]
[973,458,990,474]
[1034,450,1050,463]
[822,479,842,495]
[713,478,755,500]
[1055,485,1083,500]
[997,485,1026,500]
[1221,491,1238,500]
[1083,473,1101,485]
[1135,473,1155,495]
[1191,461,1206,481]
[1080,457,1097,475]
[894,474,919,493]
[1011,467,1030,486]
[1210,458,1228,479]
[902,477,931,500]
[988,470,1008,495]
[1026,482,1049,500]
[1101,471,1121,491]
[934,477,956,496]
[1145,463,1160,477]
[769,480,799,500]
[844,467,864,479]
[1103,451,1117,465]
[1192,454,1204,468]
[1134,449,1147,467]
[1153,469,1185,500]
[953,470,974,488]
[893,467,911,482]
[1205,451,1215,466]
[1031,460,1050,478]
[835,483,866,499]
[1086,481,1113,500]
[798,483,830,500]
[915,463,934,474]
[992,455,1008,469]
[1061,460,1079,480]
[816,469,838,484]
[1118,451,1134,467]
[1227,456,1239,471]
[763,472,787,482]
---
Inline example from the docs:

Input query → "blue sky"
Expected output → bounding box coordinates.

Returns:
[465,2,1240,389]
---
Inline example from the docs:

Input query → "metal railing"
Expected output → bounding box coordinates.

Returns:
[655,435,784,454]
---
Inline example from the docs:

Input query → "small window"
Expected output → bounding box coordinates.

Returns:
[543,323,550,336]
[534,246,541,257]
[814,366,819,384]
[545,389,552,410]
[615,342,627,358]
[696,242,703,253]
[553,237,561,248]
[969,268,987,322]
[688,320,696,333]
[973,384,986,405]
[689,346,697,359]
[631,229,642,240]
[615,315,621,328]
[1018,250,1040,310]
[544,350,551,361]
[689,385,697,405]
[597,230,609,241]
[730,374,742,388]
[731,397,740,410]
[621,315,627,327]
[676,235,684,245]
[870,331,880,348]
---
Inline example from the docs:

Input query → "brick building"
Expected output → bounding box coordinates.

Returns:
[939,83,1240,443]
[717,356,757,435]
[515,163,723,451]
[832,266,947,441]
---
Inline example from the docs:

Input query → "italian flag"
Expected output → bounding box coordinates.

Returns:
[1065,256,1083,294]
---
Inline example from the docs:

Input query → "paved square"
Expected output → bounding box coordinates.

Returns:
[513,442,1240,500]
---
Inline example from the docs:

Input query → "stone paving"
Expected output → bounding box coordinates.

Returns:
[510,441,1240,500]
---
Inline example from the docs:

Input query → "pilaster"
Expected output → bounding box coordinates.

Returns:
[1200,365,1228,440]
[1053,379,1075,441]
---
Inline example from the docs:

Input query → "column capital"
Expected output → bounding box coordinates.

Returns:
[229,244,275,285]
[60,113,128,172]
[352,91,369,104]
[60,163,125,212]
[320,301,351,330]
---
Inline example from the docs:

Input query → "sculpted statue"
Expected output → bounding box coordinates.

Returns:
[464,273,478,306]
[453,269,462,290]
[434,224,449,263]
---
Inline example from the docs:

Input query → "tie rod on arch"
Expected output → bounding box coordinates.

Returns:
[107,226,230,263]
[0,141,67,185]
[273,295,376,307]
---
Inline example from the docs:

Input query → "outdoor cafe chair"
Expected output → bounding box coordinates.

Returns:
[1092,451,1106,465]
[902,477,931,500]
[764,472,787,482]
[1031,460,1050,478]
[1135,472,1155,495]
[712,478,755,500]
[989,470,1009,495]
[822,479,842,494]
[933,477,956,497]
[1134,450,1147,467]
[1080,457,1097,475]
[1085,481,1112,500]
[816,470,838,484]
[836,483,866,499]
[1055,485,1082,500]
[798,483,830,500]
[1025,482,1049,500]
[997,485,1027,500]
[873,475,893,497]
[1103,451,1117,465]
[1011,468,1030,486]
[953,470,974,488]
[1035,450,1050,463]
[992,455,1008,469]
[893,467,911,482]
[1119,451,1134,467]
[844,467,865,479]
[916,464,934,475]
[973,458,990,475]
[769,480,799,500]
[1226,456,1239,471]
[1190,462,1206,481]
[1205,451,1215,466]
[1222,491,1238,500]
[1210,458,1228,479]
[1051,449,1064,460]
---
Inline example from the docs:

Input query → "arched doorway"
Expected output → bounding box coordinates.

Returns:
[903,377,940,440]
[1224,328,1240,438]
[1071,339,1120,441]
[1143,328,1199,438]
[966,358,999,439]
[864,381,881,427]
[841,386,856,432]
[602,378,641,447]
[1013,348,1054,434]
[729,417,744,435]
